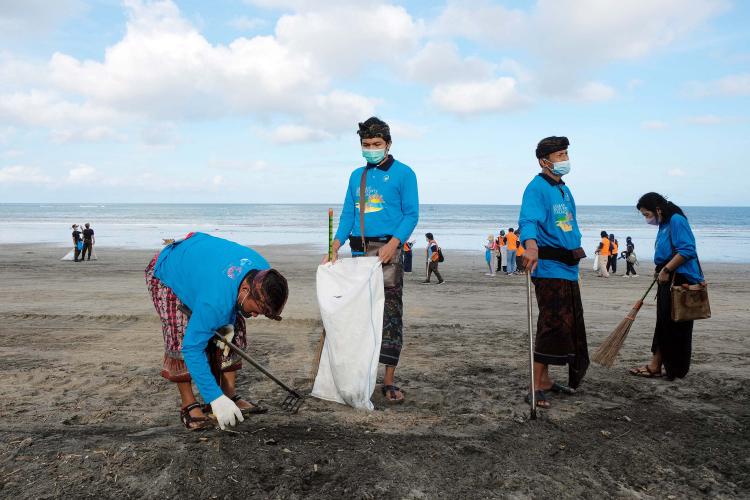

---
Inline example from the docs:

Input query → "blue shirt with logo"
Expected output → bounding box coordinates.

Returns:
[654,214,703,284]
[518,174,582,281]
[334,156,419,248]
[154,233,270,403]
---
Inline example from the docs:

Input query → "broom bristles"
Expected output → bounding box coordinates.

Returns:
[591,306,640,368]
[309,329,326,385]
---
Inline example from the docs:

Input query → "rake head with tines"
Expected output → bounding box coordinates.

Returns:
[281,393,304,413]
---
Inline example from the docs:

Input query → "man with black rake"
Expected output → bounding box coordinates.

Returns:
[518,136,590,409]
[322,117,419,404]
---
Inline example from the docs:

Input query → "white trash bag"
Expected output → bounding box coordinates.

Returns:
[312,257,384,410]
[592,256,599,271]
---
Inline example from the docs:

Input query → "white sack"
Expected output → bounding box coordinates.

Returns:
[312,257,384,410]
[592,256,599,271]
[61,247,98,261]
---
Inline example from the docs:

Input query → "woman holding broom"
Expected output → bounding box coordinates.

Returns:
[630,192,704,380]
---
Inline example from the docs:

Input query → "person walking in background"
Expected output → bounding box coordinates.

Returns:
[630,193,704,380]
[505,227,518,275]
[496,233,504,273]
[498,230,507,273]
[622,236,638,277]
[606,234,618,275]
[324,116,419,403]
[485,235,498,276]
[515,230,525,273]
[519,136,589,409]
[403,239,414,273]
[81,223,95,261]
[595,231,610,278]
[71,224,83,262]
[423,233,444,285]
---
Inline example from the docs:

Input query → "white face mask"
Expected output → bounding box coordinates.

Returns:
[237,290,251,318]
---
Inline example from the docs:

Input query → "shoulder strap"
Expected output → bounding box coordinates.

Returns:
[360,168,367,250]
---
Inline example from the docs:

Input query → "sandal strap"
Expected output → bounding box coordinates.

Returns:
[182,402,202,414]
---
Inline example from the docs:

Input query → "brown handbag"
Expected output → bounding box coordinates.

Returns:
[359,168,402,288]
[668,225,711,322]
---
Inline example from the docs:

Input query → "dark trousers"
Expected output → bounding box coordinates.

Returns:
[497,255,502,271]
[626,261,637,275]
[606,255,617,273]
[426,261,442,282]
[516,255,524,273]
[74,244,82,261]
[403,250,412,272]
[81,239,92,259]
[653,272,693,379]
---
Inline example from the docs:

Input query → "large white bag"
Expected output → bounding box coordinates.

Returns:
[312,257,384,410]
[592,255,599,271]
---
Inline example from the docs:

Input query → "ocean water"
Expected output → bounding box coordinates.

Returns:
[1,203,748,263]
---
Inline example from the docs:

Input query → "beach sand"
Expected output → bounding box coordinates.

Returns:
[0,243,747,499]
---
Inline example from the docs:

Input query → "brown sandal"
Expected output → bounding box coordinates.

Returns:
[629,365,664,378]
[181,402,214,430]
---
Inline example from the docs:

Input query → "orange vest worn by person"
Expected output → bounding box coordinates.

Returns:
[426,240,439,262]
[600,237,610,255]
[505,232,518,250]
[611,241,618,255]
[405,241,413,253]
[517,241,526,256]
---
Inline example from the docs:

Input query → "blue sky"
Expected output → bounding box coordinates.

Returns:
[0,0,748,205]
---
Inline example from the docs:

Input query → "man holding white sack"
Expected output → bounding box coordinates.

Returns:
[322,116,419,403]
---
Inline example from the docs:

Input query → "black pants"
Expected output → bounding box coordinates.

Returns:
[74,244,82,261]
[497,255,502,272]
[626,261,637,275]
[81,239,92,259]
[607,255,617,273]
[516,255,524,272]
[653,272,694,379]
[426,261,443,282]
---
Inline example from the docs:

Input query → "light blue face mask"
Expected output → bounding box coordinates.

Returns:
[545,160,571,176]
[362,148,387,164]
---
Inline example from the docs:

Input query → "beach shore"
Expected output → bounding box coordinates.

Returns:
[0,243,747,498]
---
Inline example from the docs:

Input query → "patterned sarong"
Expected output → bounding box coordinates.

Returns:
[532,277,589,389]
[145,254,247,382]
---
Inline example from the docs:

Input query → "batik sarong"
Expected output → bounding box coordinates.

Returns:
[532,277,589,389]
[145,254,247,382]
[354,252,404,366]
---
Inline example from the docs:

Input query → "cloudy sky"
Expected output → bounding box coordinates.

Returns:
[0,0,748,205]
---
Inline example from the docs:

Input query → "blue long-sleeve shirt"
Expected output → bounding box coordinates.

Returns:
[654,214,703,284]
[518,173,582,281]
[153,233,270,403]
[334,156,419,248]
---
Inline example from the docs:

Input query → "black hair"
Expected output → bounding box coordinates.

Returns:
[263,273,288,312]
[636,192,686,222]
[425,232,434,240]
[508,227,514,233]
[609,234,615,240]
[600,231,608,238]
[500,230,505,236]
[357,117,391,144]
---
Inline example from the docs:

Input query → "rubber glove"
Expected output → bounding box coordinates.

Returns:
[210,395,244,430]
[214,324,235,357]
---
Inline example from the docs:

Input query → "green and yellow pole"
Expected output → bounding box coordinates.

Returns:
[328,208,333,262]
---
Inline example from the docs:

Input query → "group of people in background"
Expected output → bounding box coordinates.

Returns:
[485,228,526,276]
[595,231,638,278]
[71,223,95,262]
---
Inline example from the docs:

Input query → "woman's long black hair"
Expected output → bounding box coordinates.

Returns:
[636,192,686,222]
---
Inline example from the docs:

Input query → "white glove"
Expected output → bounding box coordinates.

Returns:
[210,395,244,430]
[214,325,235,357]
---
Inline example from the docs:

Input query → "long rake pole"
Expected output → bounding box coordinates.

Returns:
[526,271,537,420]
[310,208,334,385]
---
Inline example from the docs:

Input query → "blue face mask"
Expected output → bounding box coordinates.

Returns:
[546,160,571,176]
[362,148,387,164]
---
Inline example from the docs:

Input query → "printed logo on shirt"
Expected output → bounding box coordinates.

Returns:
[224,258,253,280]
[553,203,574,232]
[355,187,385,213]
[383,175,389,182]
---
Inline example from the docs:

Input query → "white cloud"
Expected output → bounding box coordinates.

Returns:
[139,123,181,149]
[226,15,266,31]
[0,90,125,127]
[401,42,495,86]
[48,127,129,144]
[0,126,16,146]
[244,0,361,11]
[1,150,23,159]
[641,120,669,130]
[311,90,381,131]
[575,82,617,103]
[0,165,53,183]
[430,77,534,115]
[685,115,742,125]
[668,168,686,176]
[274,4,423,75]
[207,159,268,171]
[389,121,429,140]
[0,0,84,37]
[67,164,96,183]
[680,73,750,97]
[258,125,334,145]
[627,78,644,92]
[430,2,525,47]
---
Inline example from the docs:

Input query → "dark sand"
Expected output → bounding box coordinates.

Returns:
[0,243,747,499]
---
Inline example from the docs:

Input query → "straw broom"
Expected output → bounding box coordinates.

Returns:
[310,208,334,385]
[592,277,658,367]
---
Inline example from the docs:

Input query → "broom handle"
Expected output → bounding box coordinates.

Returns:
[632,277,658,312]
[328,208,333,261]
[526,271,536,420]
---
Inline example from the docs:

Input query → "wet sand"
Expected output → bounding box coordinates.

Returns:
[0,243,747,499]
